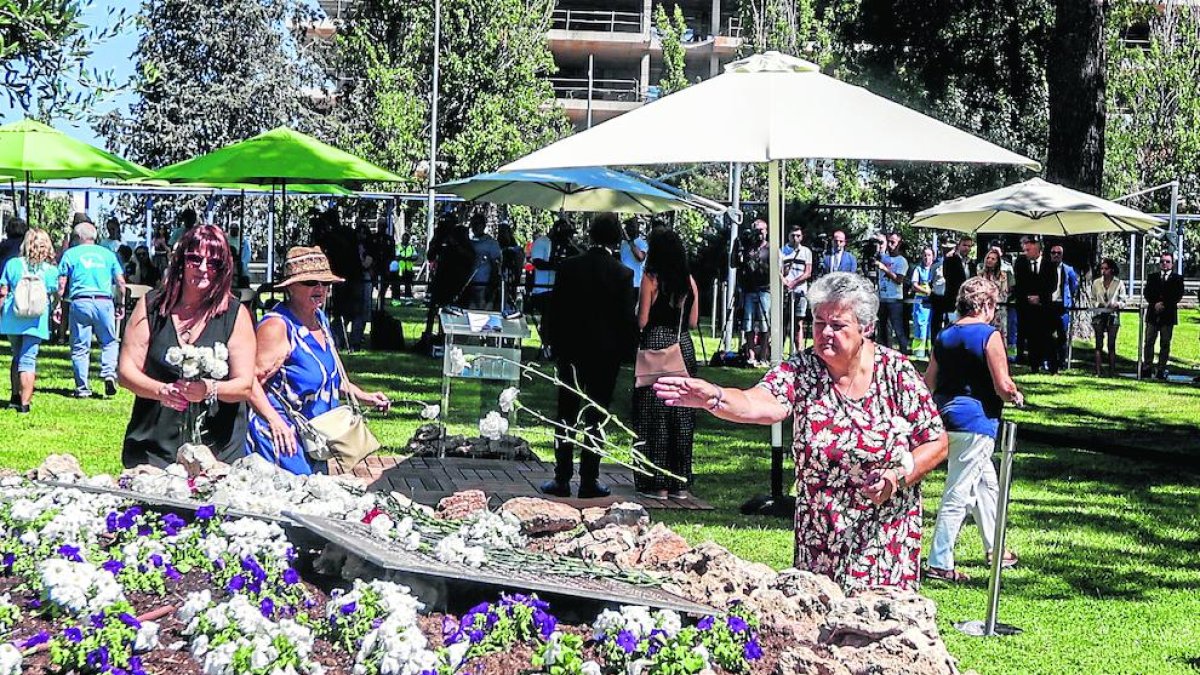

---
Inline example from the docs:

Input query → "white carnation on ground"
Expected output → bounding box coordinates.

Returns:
[419,404,440,420]
[478,411,509,441]
[498,387,520,413]
[448,347,469,374]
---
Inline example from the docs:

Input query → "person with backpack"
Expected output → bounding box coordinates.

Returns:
[0,228,61,413]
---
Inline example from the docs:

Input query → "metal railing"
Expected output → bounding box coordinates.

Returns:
[551,9,643,33]
[549,77,643,102]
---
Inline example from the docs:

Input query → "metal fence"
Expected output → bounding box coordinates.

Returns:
[551,9,642,33]
[549,77,643,102]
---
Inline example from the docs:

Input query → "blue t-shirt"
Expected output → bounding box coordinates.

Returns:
[1,257,60,339]
[470,235,502,284]
[933,322,1003,437]
[878,253,908,300]
[620,236,648,288]
[58,244,122,299]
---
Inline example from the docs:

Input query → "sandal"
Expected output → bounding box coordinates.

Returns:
[925,567,970,582]
[986,551,1019,569]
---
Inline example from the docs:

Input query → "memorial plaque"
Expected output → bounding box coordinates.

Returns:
[286,511,715,616]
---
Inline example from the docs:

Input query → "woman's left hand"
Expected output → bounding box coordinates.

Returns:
[861,469,899,505]
[358,391,391,412]
[175,379,209,404]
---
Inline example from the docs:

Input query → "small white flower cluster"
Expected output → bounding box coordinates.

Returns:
[128,463,194,501]
[366,513,421,551]
[433,535,486,568]
[498,387,520,414]
[327,580,424,627]
[433,510,524,568]
[0,643,21,675]
[206,456,377,519]
[135,619,162,652]
[537,632,602,675]
[478,411,510,441]
[353,613,439,675]
[592,605,683,642]
[201,518,293,564]
[38,558,127,615]
[117,537,173,569]
[3,486,123,548]
[165,342,230,380]
[180,591,324,675]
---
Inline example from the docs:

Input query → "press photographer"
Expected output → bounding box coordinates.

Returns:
[731,219,771,364]
[873,232,910,355]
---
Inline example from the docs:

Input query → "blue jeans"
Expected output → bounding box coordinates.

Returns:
[8,334,42,373]
[878,299,908,355]
[69,298,118,394]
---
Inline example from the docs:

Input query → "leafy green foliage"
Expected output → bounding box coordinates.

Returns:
[655,4,689,96]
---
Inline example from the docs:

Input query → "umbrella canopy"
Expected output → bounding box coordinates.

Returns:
[504,52,1040,171]
[911,178,1165,235]
[150,126,405,185]
[0,119,150,180]
[437,167,700,213]
[130,178,355,196]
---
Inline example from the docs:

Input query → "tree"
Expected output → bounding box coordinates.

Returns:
[740,0,830,62]
[655,4,688,95]
[1046,0,1106,193]
[94,0,314,168]
[1,0,129,119]
[333,0,569,184]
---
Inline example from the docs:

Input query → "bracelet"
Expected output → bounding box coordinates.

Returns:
[708,386,724,411]
[205,379,218,406]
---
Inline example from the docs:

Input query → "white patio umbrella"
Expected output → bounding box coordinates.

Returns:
[503,51,1040,511]
[910,177,1165,235]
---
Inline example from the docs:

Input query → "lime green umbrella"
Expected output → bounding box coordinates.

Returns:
[0,118,151,224]
[150,127,399,279]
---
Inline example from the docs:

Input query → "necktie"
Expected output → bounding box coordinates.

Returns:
[1032,259,1038,275]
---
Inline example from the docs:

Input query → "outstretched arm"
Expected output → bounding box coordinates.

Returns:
[653,376,790,425]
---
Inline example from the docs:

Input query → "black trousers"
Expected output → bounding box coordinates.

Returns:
[1018,304,1055,372]
[554,355,620,485]
[878,299,909,355]
[929,296,950,344]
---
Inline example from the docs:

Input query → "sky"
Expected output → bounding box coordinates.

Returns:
[0,0,141,148]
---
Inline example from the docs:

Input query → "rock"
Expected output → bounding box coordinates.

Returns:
[177,444,229,478]
[583,502,649,531]
[636,523,692,566]
[771,568,845,613]
[554,527,639,567]
[828,628,959,675]
[819,587,940,646]
[436,490,488,520]
[659,541,778,609]
[776,645,852,675]
[499,497,581,536]
[746,588,822,642]
[28,454,85,481]
[0,468,19,479]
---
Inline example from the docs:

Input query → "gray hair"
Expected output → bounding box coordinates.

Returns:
[808,272,878,331]
[73,221,97,242]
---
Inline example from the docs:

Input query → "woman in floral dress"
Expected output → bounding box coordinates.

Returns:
[654,273,948,591]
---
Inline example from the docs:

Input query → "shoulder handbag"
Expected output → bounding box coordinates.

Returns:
[635,301,689,388]
[273,335,381,471]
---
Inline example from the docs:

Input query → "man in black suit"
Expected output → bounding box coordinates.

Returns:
[540,214,636,499]
[1143,251,1185,380]
[932,235,974,342]
[1013,236,1058,373]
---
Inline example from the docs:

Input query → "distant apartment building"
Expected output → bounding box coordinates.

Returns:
[311,0,744,128]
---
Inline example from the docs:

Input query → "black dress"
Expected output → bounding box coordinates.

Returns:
[632,289,696,493]
[122,290,249,468]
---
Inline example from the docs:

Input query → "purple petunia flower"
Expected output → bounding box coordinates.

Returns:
[195,505,216,520]
[340,601,357,615]
[129,656,147,675]
[57,544,84,563]
[25,598,42,610]
[697,616,715,631]
[162,513,186,535]
[727,615,749,634]
[1,552,13,572]
[227,575,246,593]
[64,626,84,643]
[468,628,485,644]
[282,568,300,585]
[442,616,460,642]
[117,506,142,530]
[371,617,384,629]
[119,613,141,629]
[744,637,763,660]
[241,556,267,582]
[106,512,120,532]
[149,554,164,568]
[615,630,638,654]
[533,608,557,639]
[89,612,106,628]
[164,565,181,580]
[85,645,110,670]
[21,631,50,649]
[260,598,275,618]
[136,525,152,537]
[102,559,125,576]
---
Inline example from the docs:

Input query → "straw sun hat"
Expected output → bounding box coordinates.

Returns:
[275,246,345,288]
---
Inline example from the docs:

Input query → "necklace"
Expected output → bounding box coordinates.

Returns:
[831,346,872,400]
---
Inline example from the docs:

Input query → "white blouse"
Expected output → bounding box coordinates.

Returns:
[1091,277,1126,313]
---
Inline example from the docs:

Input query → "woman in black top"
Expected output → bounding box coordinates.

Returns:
[633,230,700,499]
[118,225,256,468]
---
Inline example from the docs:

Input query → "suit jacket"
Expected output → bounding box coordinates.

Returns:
[942,253,975,303]
[1012,255,1056,308]
[1143,271,1185,326]
[546,247,636,362]
[821,250,858,274]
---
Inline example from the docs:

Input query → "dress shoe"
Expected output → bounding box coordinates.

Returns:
[577,482,611,499]
[16,404,30,414]
[104,378,118,397]
[538,479,571,498]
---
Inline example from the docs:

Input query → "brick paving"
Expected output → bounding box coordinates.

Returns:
[331,455,712,510]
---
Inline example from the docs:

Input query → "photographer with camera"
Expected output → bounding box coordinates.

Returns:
[874,232,910,355]
[731,219,772,365]
[781,224,813,353]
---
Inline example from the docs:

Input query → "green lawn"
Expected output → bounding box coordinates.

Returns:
[0,307,1197,674]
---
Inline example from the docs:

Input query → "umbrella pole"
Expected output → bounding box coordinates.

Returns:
[24,173,31,226]
[267,190,276,284]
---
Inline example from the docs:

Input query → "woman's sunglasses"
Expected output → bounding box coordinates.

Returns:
[184,253,225,270]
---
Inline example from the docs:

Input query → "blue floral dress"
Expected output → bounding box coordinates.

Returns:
[244,304,343,474]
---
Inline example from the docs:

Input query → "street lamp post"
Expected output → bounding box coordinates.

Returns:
[426,0,442,254]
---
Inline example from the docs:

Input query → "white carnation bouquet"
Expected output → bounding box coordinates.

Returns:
[165,342,231,447]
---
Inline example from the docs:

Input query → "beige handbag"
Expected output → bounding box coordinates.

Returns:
[634,305,689,388]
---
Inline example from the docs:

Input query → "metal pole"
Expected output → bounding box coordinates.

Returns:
[267,191,276,283]
[587,53,594,129]
[425,0,442,256]
[768,159,784,499]
[721,162,742,351]
[144,196,154,248]
[711,278,719,338]
[955,420,1022,637]
[1170,180,1182,275]
[1136,304,1144,380]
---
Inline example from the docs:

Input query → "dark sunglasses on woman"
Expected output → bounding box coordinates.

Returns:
[184,253,225,270]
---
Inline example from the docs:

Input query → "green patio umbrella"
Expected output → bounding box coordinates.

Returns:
[0,118,151,223]
[150,126,403,279]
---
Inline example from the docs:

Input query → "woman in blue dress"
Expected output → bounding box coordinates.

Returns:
[245,247,390,474]
[908,246,935,357]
